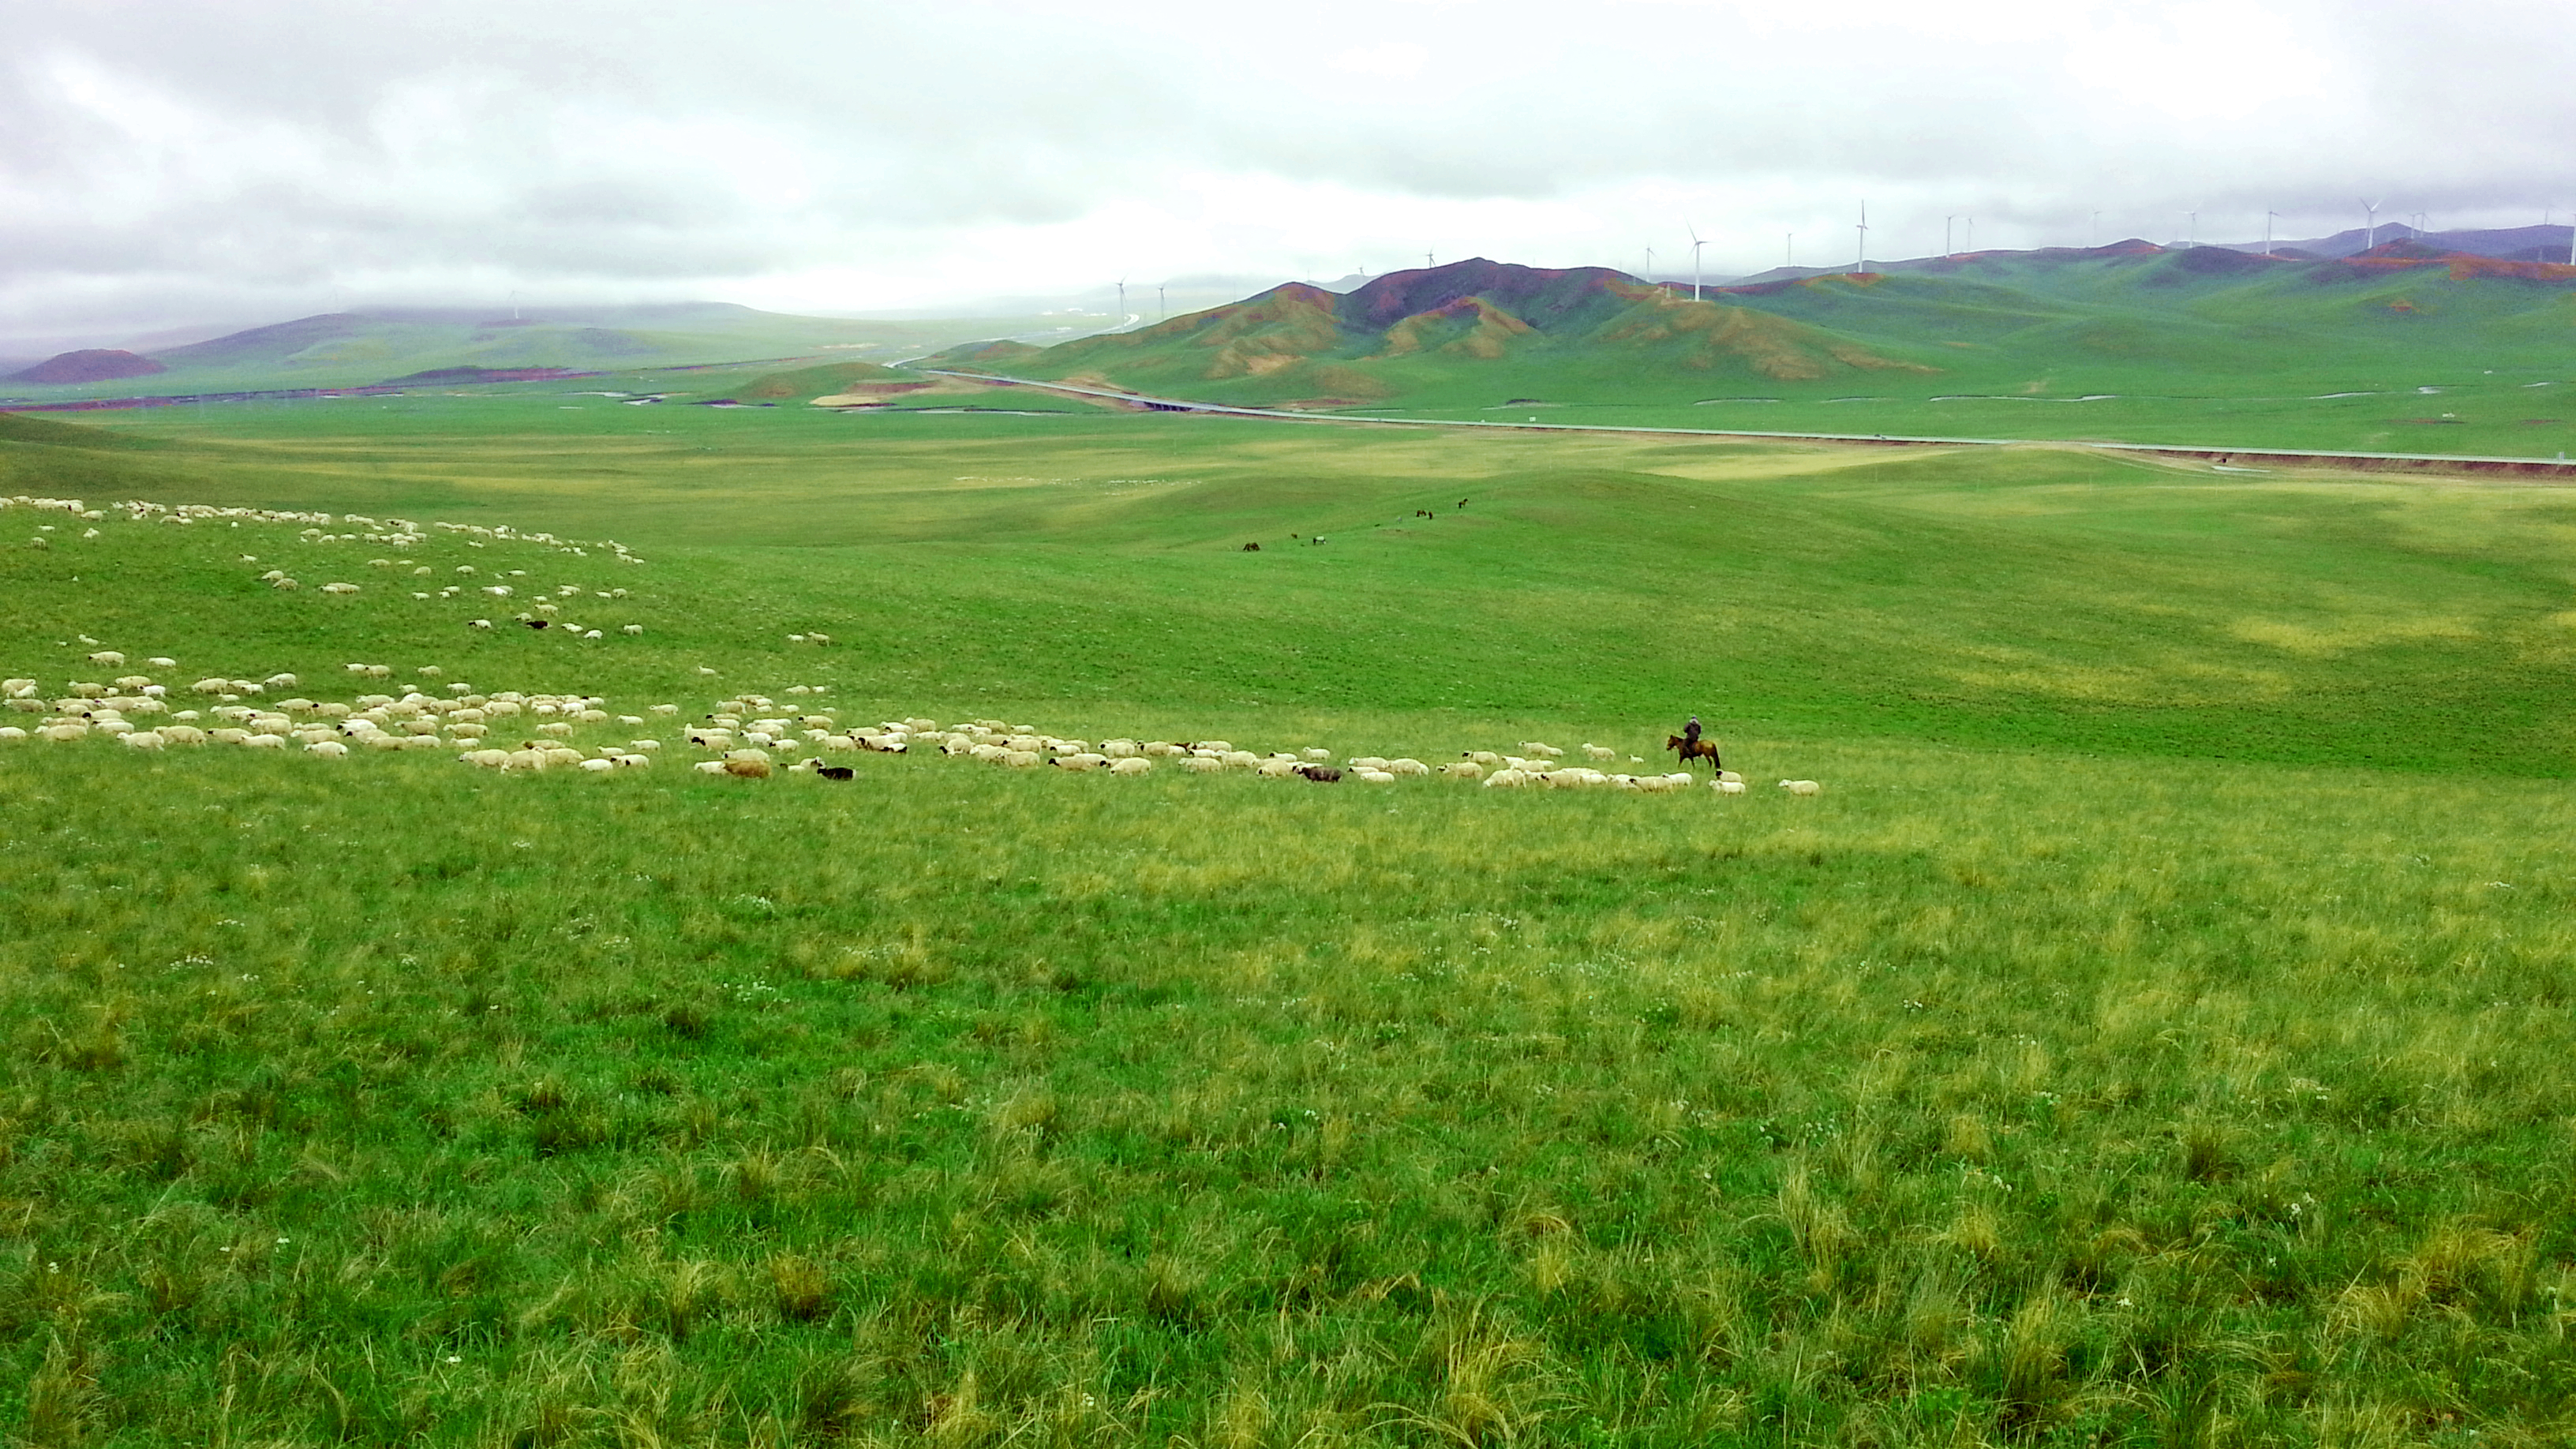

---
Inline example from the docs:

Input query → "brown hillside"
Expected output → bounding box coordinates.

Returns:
[9,349,167,384]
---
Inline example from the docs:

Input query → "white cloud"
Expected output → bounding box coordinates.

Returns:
[2,0,2573,343]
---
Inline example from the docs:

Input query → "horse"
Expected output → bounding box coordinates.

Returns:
[1666,734,1722,770]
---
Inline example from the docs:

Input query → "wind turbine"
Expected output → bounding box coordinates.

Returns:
[1645,245,1656,284]
[1685,220,1706,301]
[1945,215,1957,259]
[2361,199,2382,253]
[1784,233,1794,268]
[2263,211,2280,258]
[1115,278,1127,330]
[1157,284,1167,323]
[1964,215,1973,253]
[2186,211,2196,247]
[1854,201,1869,275]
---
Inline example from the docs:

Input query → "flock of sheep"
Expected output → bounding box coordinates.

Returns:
[2,491,1825,797]
[2,666,1827,797]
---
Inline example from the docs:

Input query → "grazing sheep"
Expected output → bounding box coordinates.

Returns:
[1718,770,1743,784]
[692,759,728,775]
[613,754,652,769]
[469,619,493,630]
[1141,741,1185,757]
[319,582,359,595]
[1175,756,1224,773]
[1712,779,1747,795]
[119,730,165,751]
[1354,769,1398,784]
[1778,779,1821,796]
[1462,751,1501,766]
[1582,744,1618,761]
[305,740,350,758]
[1385,758,1430,777]
[1441,762,1485,779]
[1348,756,1389,771]
[1101,739,1140,758]
[1256,758,1299,777]
[723,758,773,779]
[1519,742,1564,759]
[1301,747,1333,762]
[1050,753,1107,772]
[577,758,616,773]
[998,751,1043,769]
[622,624,643,635]
[1293,764,1342,784]
[1109,756,1154,776]
[87,650,125,666]
[1482,769,1530,788]
[0,728,23,743]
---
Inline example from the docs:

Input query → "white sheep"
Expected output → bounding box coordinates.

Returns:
[1441,761,1485,779]
[0,728,24,743]
[1109,756,1153,776]
[1301,747,1334,762]
[577,758,616,773]
[1778,779,1821,796]
[1581,743,1617,761]
[622,624,643,635]
[1712,779,1747,795]
[1519,742,1563,758]
[305,740,350,758]
[692,759,728,775]
[1175,756,1223,773]
[1354,769,1398,784]
[87,650,125,666]
[1482,769,1530,788]
[119,730,165,751]
[1385,758,1430,777]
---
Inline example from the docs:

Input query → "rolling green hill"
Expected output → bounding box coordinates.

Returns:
[957,260,1934,409]
[0,305,1106,401]
[945,248,2576,456]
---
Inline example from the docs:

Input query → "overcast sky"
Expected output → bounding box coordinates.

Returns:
[6,0,2574,345]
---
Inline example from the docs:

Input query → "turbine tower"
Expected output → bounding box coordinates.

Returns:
[1115,278,1127,330]
[1784,233,1794,268]
[1854,201,1869,275]
[1685,220,1706,301]
[1645,245,1656,285]
[2263,211,2280,258]
[1945,215,1957,259]
[1157,284,1166,323]
[2361,199,2382,253]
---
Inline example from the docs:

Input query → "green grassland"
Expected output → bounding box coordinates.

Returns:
[2,402,2574,1445]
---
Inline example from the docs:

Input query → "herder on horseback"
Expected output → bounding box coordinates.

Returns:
[1667,714,1722,770]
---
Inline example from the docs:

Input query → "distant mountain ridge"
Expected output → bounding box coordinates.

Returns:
[927,258,1930,406]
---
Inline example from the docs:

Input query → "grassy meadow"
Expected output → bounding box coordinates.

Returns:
[2,400,2574,1446]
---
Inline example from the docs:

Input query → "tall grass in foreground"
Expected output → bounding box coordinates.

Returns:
[2,737,2571,1446]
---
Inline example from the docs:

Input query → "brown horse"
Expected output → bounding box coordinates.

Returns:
[1666,734,1722,770]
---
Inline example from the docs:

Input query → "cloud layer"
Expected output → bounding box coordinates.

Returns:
[7,0,2574,342]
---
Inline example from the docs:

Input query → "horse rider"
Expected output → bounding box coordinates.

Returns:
[1682,715,1702,751]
